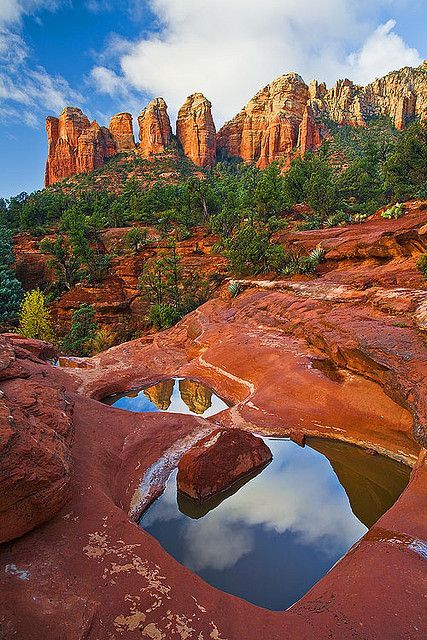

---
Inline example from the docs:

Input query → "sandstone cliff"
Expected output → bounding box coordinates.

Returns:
[108,112,136,152]
[217,62,427,167]
[45,62,426,185]
[45,107,118,186]
[138,97,172,156]
[217,73,310,169]
[176,93,217,167]
[311,62,427,130]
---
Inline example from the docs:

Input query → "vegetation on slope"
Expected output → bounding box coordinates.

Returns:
[1,118,426,350]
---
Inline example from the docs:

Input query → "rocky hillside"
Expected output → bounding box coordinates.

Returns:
[45,62,426,186]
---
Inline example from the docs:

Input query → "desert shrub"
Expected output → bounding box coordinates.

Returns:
[89,327,117,355]
[148,303,181,330]
[124,227,148,254]
[416,253,427,279]
[381,203,405,220]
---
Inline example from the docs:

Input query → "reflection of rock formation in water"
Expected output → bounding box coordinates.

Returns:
[179,379,212,415]
[309,438,410,528]
[144,379,174,410]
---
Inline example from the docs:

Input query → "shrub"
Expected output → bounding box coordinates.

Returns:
[89,327,117,355]
[124,227,148,254]
[381,202,405,220]
[416,252,427,279]
[148,303,181,330]
[62,304,98,356]
[0,225,23,324]
[228,281,242,297]
[19,289,55,342]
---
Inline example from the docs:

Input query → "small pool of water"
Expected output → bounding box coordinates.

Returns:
[103,377,229,418]
[140,437,410,611]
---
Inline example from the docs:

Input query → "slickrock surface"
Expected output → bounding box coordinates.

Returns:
[108,112,136,152]
[138,97,172,156]
[177,428,272,500]
[1,204,427,639]
[0,336,72,543]
[176,93,217,166]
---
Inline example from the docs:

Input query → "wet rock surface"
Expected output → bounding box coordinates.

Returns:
[177,428,272,501]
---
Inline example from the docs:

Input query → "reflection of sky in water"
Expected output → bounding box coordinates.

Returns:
[140,439,369,610]
[106,378,229,418]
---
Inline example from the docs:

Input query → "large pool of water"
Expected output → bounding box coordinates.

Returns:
[140,437,410,611]
[103,377,229,418]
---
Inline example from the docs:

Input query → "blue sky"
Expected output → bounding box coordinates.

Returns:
[1,0,426,198]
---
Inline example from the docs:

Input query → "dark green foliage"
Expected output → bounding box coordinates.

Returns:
[417,252,427,279]
[384,122,427,200]
[138,243,211,329]
[62,304,98,356]
[124,227,149,254]
[223,223,281,276]
[0,225,23,324]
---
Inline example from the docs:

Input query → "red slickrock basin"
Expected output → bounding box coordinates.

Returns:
[177,428,272,501]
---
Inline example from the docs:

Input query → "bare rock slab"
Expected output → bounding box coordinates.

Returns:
[177,428,272,501]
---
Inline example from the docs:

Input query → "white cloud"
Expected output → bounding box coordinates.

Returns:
[347,19,421,84]
[0,1,58,26]
[90,65,125,96]
[89,0,423,127]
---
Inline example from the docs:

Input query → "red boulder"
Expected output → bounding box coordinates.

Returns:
[177,428,272,501]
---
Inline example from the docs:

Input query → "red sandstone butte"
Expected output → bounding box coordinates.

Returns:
[138,97,172,156]
[217,73,309,169]
[176,93,217,166]
[45,107,118,186]
[177,428,272,501]
[109,112,136,152]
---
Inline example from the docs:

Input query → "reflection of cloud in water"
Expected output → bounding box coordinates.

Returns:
[142,441,367,572]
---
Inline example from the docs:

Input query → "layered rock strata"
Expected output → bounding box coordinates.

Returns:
[217,62,427,166]
[137,97,172,156]
[108,112,136,152]
[45,107,118,186]
[45,63,426,184]
[176,93,217,166]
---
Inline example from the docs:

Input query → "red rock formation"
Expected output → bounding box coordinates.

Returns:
[217,73,309,169]
[109,113,136,152]
[297,104,323,156]
[311,62,426,130]
[2,201,427,636]
[176,93,217,166]
[0,336,73,544]
[45,107,118,186]
[177,428,272,500]
[138,97,172,156]
[217,62,427,168]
